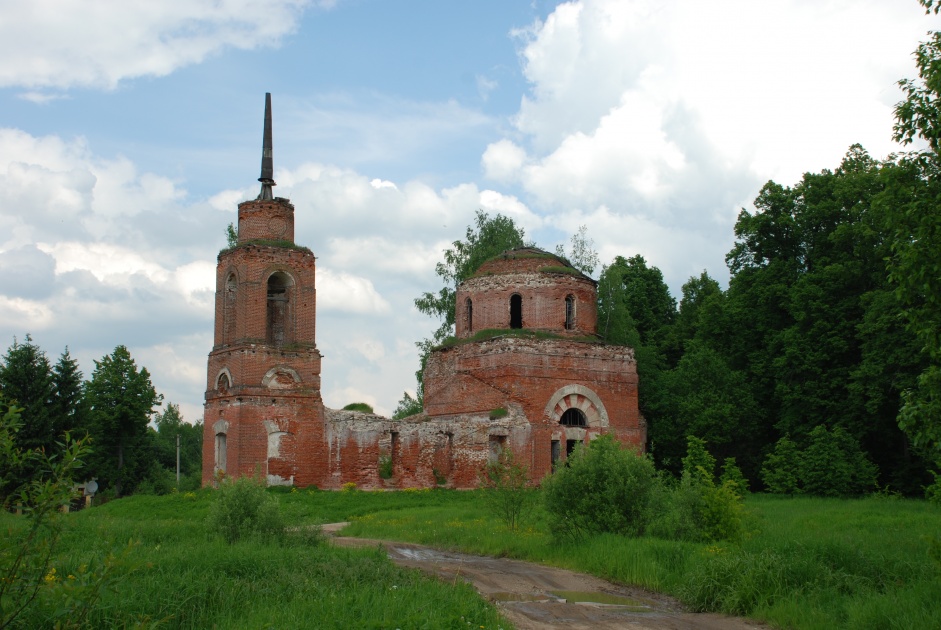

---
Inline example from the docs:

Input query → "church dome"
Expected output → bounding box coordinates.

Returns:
[454,247,597,339]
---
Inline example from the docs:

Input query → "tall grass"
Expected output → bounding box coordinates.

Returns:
[8,487,938,629]
[3,490,507,629]
[338,490,941,629]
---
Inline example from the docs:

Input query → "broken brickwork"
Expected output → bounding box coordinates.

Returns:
[203,104,645,489]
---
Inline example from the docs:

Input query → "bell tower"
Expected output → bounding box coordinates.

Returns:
[203,93,324,487]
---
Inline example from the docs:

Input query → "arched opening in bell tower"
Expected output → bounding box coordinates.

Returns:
[267,272,294,346]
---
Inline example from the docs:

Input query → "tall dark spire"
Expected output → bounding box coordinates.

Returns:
[257,92,275,200]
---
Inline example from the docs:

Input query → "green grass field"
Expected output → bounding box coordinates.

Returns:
[3,488,939,629]
[2,489,507,629]
[335,490,941,630]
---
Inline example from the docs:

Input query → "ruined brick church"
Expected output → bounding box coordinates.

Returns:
[202,95,646,489]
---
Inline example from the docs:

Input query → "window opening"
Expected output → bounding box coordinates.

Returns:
[390,431,399,468]
[267,272,292,346]
[215,433,227,473]
[489,435,506,462]
[510,294,523,329]
[565,295,575,330]
[551,440,560,472]
[560,408,587,427]
[466,298,473,333]
[217,373,230,393]
[224,273,237,343]
[566,439,582,458]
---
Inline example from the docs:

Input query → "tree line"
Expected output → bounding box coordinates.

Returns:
[401,4,941,496]
[0,336,202,503]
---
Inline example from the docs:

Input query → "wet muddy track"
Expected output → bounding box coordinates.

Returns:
[325,524,768,630]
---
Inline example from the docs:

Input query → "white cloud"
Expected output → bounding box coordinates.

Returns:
[482,139,527,183]
[0,0,317,90]
[503,0,931,291]
[317,268,390,314]
[17,91,68,104]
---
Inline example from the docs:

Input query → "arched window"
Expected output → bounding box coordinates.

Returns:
[223,273,237,343]
[560,408,587,427]
[466,298,473,333]
[217,372,230,393]
[267,272,293,346]
[215,433,227,473]
[510,293,523,329]
[565,295,575,330]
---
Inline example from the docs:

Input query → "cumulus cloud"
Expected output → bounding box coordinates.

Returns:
[0,0,319,90]
[317,268,390,314]
[482,139,527,183]
[502,0,929,290]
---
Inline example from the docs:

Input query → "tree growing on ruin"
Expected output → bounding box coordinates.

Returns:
[395,211,527,413]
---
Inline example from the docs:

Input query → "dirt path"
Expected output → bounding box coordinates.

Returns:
[324,523,768,630]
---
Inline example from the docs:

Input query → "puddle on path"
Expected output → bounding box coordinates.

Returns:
[490,592,552,603]
[550,590,654,611]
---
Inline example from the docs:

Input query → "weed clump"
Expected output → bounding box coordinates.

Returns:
[207,476,284,544]
[479,448,533,531]
[342,402,374,413]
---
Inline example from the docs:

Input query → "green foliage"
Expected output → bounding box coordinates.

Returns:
[761,428,878,498]
[488,407,507,420]
[151,402,203,485]
[0,395,92,628]
[207,476,285,544]
[653,346,760,476]
[83,346,162,497]
[801,426,878,497]
[479,448,533,531]
[415,210,527,346]
[409,210,527,403]
[341,402,374,413]
[391,391,422,419]
[682,436,716,484]
[436,327,599,350]
[0,335,56,500]
[225,222,238,248]
[377,454,393,480]
[553,224,600,275]
[538,265,585,276]
[926,471,941,505]
[543,435,659,539]
[761,436,802,495]
[667,437,748,543]
[720,458,748,497]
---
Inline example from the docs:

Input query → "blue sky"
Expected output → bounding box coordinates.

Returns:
[0,0,937,423]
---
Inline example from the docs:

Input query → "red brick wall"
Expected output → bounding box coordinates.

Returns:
[237,198,295,242]
[456,272,597,338]
[203,208,645,490]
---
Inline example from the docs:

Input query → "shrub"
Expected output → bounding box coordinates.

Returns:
[542,434,659,539]
[761,436,801,494]
[801,426,878,497]
[682,436,717,484]
[926,470,941,505]
[342,402,374,413]
[1,396,94,628]
[720,457,748,498]
[206,476,284,544]
[479,448,533,531]
[378,455,393,480]
[488,407,508,420]
[651,437,748,542]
